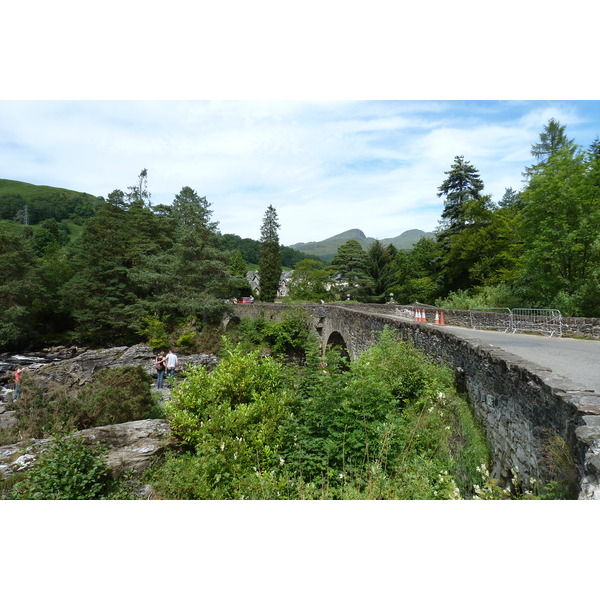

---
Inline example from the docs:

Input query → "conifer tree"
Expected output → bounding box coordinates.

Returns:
[331,239,372,301]
[259,205,282,302]
[148,187,234,322]
[523,118,575,179]
[0,222,42,349]
[437,155,485,240]
[365,240,395,303]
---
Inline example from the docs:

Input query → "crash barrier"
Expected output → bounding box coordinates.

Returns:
[469,307,563,337]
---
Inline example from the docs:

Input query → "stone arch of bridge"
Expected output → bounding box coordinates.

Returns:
[324,331,350,362]
[224,315,241,331]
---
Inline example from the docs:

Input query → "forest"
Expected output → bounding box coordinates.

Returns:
[1,118,599,353]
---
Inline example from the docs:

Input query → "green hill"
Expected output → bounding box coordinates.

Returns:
[290,228,434,262]
[0,178,103,225]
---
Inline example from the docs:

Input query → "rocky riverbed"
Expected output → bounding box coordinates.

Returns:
[0,344,219,493]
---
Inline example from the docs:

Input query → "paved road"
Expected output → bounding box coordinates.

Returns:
[443,326,600,393]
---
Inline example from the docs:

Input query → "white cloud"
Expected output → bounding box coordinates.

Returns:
[1,100,599,246]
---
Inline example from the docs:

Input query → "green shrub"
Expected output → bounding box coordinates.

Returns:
[11,435,129,500]
[137,313,171,351]
[16,366,161,438]
[235,309,317,362]
[154,327,491,500]
[74,366,158,427]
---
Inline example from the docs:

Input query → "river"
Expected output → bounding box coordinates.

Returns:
[0,353,58,402]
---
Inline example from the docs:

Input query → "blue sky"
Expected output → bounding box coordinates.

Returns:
[1,3,598,248]
[2,100,599,246]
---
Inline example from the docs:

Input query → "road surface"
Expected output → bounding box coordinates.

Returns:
[443,325,600,393]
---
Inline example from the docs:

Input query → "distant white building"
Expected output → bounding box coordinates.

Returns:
[246,270,292,299]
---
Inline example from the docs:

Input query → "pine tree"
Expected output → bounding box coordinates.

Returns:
[148,187,234,322]
[331,239,372,301]
[259,205,282,303]
[437,155,485,239]
[365,240,395,303]
[0,222,42,349]
[62,198,142,345]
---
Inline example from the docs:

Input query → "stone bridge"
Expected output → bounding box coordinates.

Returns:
[228,302,600,499]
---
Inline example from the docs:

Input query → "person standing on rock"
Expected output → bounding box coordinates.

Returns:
[155,351,167,389]
[13,366,28,401]
[165,349,179,385]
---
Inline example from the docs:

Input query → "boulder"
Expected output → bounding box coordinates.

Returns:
[73,418,177,477]
[0,418,178,482]
[0,409,17,430]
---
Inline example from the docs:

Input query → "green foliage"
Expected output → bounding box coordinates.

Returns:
[437,283,521,310]
[364,240,396,302]
[10,435,128,500]
[437,155,485,239]
[233,310,317,364]
[0,179,102,225]
[159,341,293,498]
[286,259,334,302]
[137,313,171,350]
[219,232,321,269]
[74,366,160,427]
[389,238,441,305]
[151,326,491,499]
[16,366,161,438]
[517,145,600,315]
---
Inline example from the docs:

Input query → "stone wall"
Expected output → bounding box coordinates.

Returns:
[320,302,600,339]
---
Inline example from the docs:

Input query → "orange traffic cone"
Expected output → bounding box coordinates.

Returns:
[434,311,440,325]
[422,310,427,322]
[440,312,445,326]
[414,309,419,322]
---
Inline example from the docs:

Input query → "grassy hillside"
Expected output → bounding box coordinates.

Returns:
[0,178,103,225]
[290,228,434,262]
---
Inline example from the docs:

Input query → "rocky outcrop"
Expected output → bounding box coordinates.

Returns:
[0,418,177,482]
[30,344,219,390]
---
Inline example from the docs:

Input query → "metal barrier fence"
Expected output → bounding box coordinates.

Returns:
[510,308,563,337]
[469,308,563,337]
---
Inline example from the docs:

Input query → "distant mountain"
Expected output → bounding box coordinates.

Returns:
[290,228,434,262]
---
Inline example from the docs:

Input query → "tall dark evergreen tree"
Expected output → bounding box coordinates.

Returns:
[331,239,372,301]
[62,194,143,345]
[0,222,43,349]
[437,155,485,240]
[161,187,233,321]
[365,240,395,303]
[258,205,282,302]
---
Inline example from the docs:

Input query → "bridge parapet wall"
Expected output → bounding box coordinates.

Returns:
[337,303,600,339]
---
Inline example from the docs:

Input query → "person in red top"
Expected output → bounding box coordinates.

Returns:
[13,366,28,401]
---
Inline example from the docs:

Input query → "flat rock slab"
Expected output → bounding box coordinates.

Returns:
[0,418,177,480]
